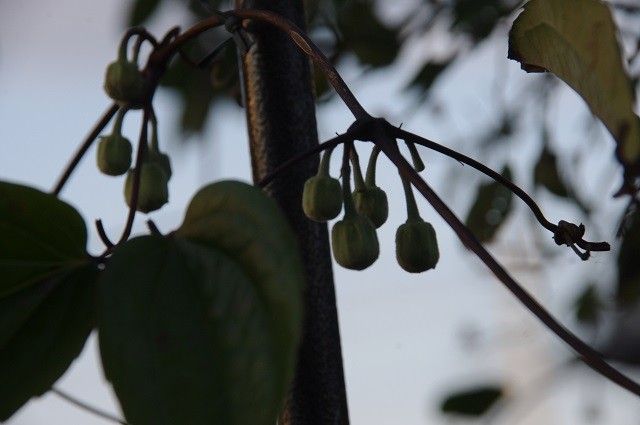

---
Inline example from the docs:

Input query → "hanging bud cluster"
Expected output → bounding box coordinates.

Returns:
[97,107,172,214]
[301,142,439,273]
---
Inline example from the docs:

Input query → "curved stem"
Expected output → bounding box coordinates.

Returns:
[51,387,127,425]
[349,148,366,190]
[400,175,420,221]
[365,146,381,187]
[318,146,335,177]
[52,103,119,196]
[232,9,370,120]
[341,141,356,218]
[393,126,610,253]
[258,132,353,188]
[374,123,640,397]
[117,108,150,245]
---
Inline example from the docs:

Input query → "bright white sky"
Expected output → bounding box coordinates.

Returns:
[1,1,639,424]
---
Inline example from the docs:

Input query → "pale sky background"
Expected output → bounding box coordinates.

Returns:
[1,1,640,424]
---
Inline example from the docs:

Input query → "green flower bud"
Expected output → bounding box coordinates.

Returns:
[96,134,132,176]
[351,146,388,227]
[352,187,388,228]
[331,215,379,270]
[124,162,169,213]
[395,175,439,272]
[395,219,439,273]
[302,148,342,222]
[104,59,147,106]
[303,176,342,221]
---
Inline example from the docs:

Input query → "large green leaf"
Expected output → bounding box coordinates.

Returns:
[0,181,89,297]
[617,209,640,305]
[509,0,640,174]
[99,180,304,425]
[0,265,98,420]
[464,167,514,243]
[441,385,503,416]
[98,236,300,425]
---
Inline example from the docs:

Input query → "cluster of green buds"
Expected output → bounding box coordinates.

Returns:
[104,34,148,107]
[301,143,439,273]
[124,117,171,213]
[97,108,172,214]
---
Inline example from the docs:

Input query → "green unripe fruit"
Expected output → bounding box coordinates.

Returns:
[97,134,132,176]
[352,186,388,228]
[148,150,172,179]
[395,219,439,273]
[331,215,379,270]
[104,60,147,106]
[124,162,169,213]
[302,175,342,222]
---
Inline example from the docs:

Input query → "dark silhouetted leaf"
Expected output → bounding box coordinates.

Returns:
[574,284,602,325]
[127,0,162,27]
[441,385,503,416]
[452,0,513,41]
[465,167,513,243]
[509,0,640,176]
[406,60,452,94]
[99,180,304,425]
[0,265,98,420]
[617,210,640,305]
[0,181,89,298]
[534,145,569,198]
[338,1,400,67]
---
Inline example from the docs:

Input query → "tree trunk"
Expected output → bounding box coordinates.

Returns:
[234,1,350,424]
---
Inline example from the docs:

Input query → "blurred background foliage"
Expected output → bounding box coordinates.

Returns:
[125,0,640,420]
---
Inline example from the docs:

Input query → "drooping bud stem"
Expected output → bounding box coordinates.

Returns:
[318,146,334,177]
[406,141,425,172]
[401,175,420,221]
[112,108,127,136]
[349,148,366,191]
[341,144,356,219]
[365,146,381,187]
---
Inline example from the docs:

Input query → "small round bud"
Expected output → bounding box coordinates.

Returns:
[331,215,379,270]
[96,134,132,176]
[352,186,388,228]
[124,162,169,213]
[395,219,439,273]
[302,175,343,222]
[104,60,147,106]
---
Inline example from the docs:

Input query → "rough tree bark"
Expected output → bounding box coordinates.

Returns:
[234,0,350,424]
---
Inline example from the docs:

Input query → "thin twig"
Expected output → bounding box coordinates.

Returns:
[232,9,370,120]
[393,126,610,253]
[95,219,115,248]
[372,120,640,397]
[51,387,128,425]
[258,132,353,188]
[52,103,119,196]
[117,108,150,245]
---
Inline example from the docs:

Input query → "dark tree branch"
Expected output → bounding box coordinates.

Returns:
[371,119,640,398]
[393,127,610,254]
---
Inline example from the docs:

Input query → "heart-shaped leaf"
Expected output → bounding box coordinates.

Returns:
[99,180,304,425]
[0,265,98,420]
[0,181,89,297]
